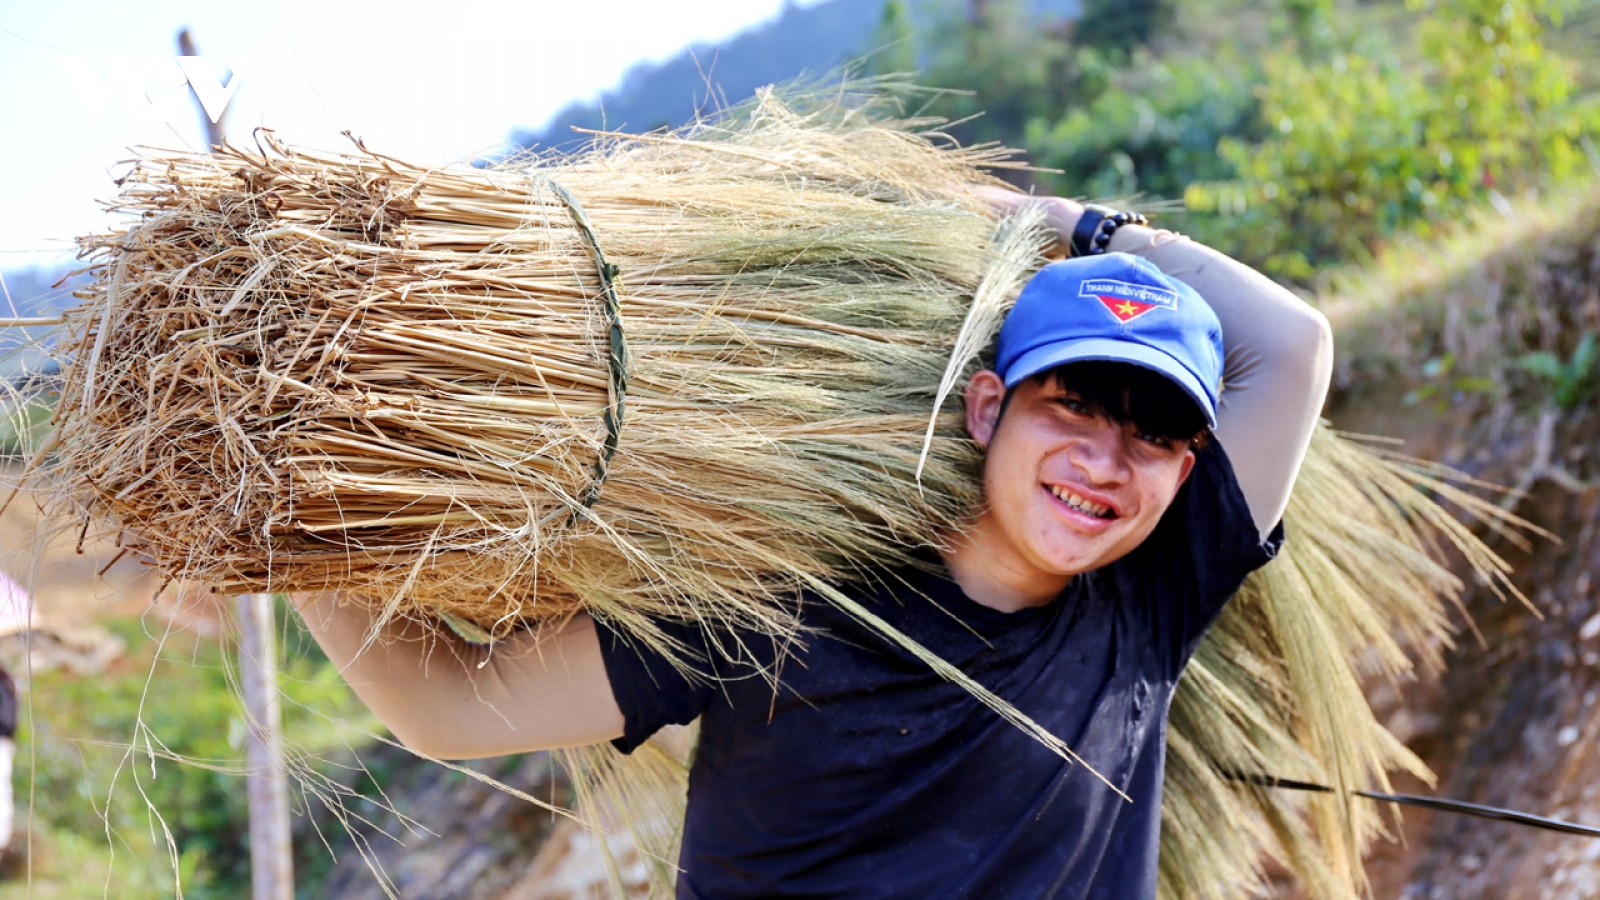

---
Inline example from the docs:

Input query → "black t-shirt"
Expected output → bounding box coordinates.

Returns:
[596,441,1282,899]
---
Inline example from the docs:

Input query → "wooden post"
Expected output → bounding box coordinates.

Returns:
[177,27,291,900]
[176,28,227,150]
[235,594,294,900]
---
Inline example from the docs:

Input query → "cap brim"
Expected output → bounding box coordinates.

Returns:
[1002,338,1218,429]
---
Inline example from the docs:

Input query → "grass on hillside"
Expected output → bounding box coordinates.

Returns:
[1321,177,1600,419]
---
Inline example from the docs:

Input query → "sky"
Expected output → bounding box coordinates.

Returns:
[0,0,821,271]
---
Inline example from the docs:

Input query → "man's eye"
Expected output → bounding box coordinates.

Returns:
[1137,431,1175,450]
[1059,395,1090,414]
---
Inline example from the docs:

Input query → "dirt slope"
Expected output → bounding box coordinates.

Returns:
[1328,195,1600,898]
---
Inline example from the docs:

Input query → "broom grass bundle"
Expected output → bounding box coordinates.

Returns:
[16,87,1531,898]
[44,90,1037,658]
[1159,428,1531,900]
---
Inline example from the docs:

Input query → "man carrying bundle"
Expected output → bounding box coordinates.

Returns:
[297,194,1332,899]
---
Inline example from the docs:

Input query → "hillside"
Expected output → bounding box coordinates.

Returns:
[511,0,1079,152]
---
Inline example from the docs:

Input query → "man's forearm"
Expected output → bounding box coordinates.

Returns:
[293,595,625,758]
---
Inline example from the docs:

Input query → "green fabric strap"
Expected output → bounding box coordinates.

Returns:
[538,177,629,523]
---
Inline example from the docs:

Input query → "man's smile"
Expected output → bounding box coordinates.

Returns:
[1044,483,1123,533]
[1044,482,1119,519]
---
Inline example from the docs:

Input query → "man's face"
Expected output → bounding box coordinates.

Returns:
[963,369,1197,583]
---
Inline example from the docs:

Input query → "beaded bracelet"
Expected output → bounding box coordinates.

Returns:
[1070,204,1150,257]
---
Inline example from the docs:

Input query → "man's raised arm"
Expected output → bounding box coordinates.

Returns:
[1110,224,1333,538]
[978,187,1333,537]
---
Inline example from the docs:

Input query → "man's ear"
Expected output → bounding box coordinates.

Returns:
[964,369,1007,449]
[1174,448,1197,493]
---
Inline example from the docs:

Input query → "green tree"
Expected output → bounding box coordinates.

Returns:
[1073,0,1177,56]
[871,0,920,75]
[915,0,1076,148]
[1190,0,1597,277]
[1275,0,1338,60]
[1026,51,1260,201]
[1416,0,1591,188]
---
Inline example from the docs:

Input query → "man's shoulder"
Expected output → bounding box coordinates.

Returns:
[1108,438,1284,667]
[1152,438,1281,566]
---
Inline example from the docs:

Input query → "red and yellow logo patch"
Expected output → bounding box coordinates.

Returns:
[1078,277,1179,324]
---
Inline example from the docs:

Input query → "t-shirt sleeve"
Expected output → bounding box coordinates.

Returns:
[1116,438,1285,673]
[593,616,725,754]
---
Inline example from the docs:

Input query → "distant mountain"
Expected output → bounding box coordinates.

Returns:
[512,0,1079,153]
[0,265,83,384]
[0,266,79,318]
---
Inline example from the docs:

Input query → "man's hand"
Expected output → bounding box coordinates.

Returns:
[973,186,1085,258]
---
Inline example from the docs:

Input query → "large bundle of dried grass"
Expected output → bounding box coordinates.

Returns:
[24,90,1528,899]
[47,92,1035,653]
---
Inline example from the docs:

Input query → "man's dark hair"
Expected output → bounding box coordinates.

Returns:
[999,360,1211,446]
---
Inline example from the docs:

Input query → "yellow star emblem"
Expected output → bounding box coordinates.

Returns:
[1116,301,1139,317]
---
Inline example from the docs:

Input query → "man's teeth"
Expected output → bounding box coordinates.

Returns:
[1048,485,1112,518]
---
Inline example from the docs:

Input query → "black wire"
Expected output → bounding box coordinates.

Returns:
[1226,772,1600,839]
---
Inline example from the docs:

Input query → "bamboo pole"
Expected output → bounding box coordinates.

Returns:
[177,26,293,900]
[235,593,293,900]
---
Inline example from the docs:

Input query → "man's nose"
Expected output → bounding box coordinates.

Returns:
[1069,422,1133,486]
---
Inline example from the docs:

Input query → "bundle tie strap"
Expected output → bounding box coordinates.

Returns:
[536,177,628,522]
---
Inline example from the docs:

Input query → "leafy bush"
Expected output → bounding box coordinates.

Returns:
[1190,0,1598,277]
[1518,330,1599,410]
[1025,50,1260,202]
[12,609,371,898]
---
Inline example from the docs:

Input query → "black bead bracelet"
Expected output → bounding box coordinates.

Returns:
[1070,204,1150,257]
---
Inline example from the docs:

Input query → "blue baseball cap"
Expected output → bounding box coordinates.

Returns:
[995,252,1224,428]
